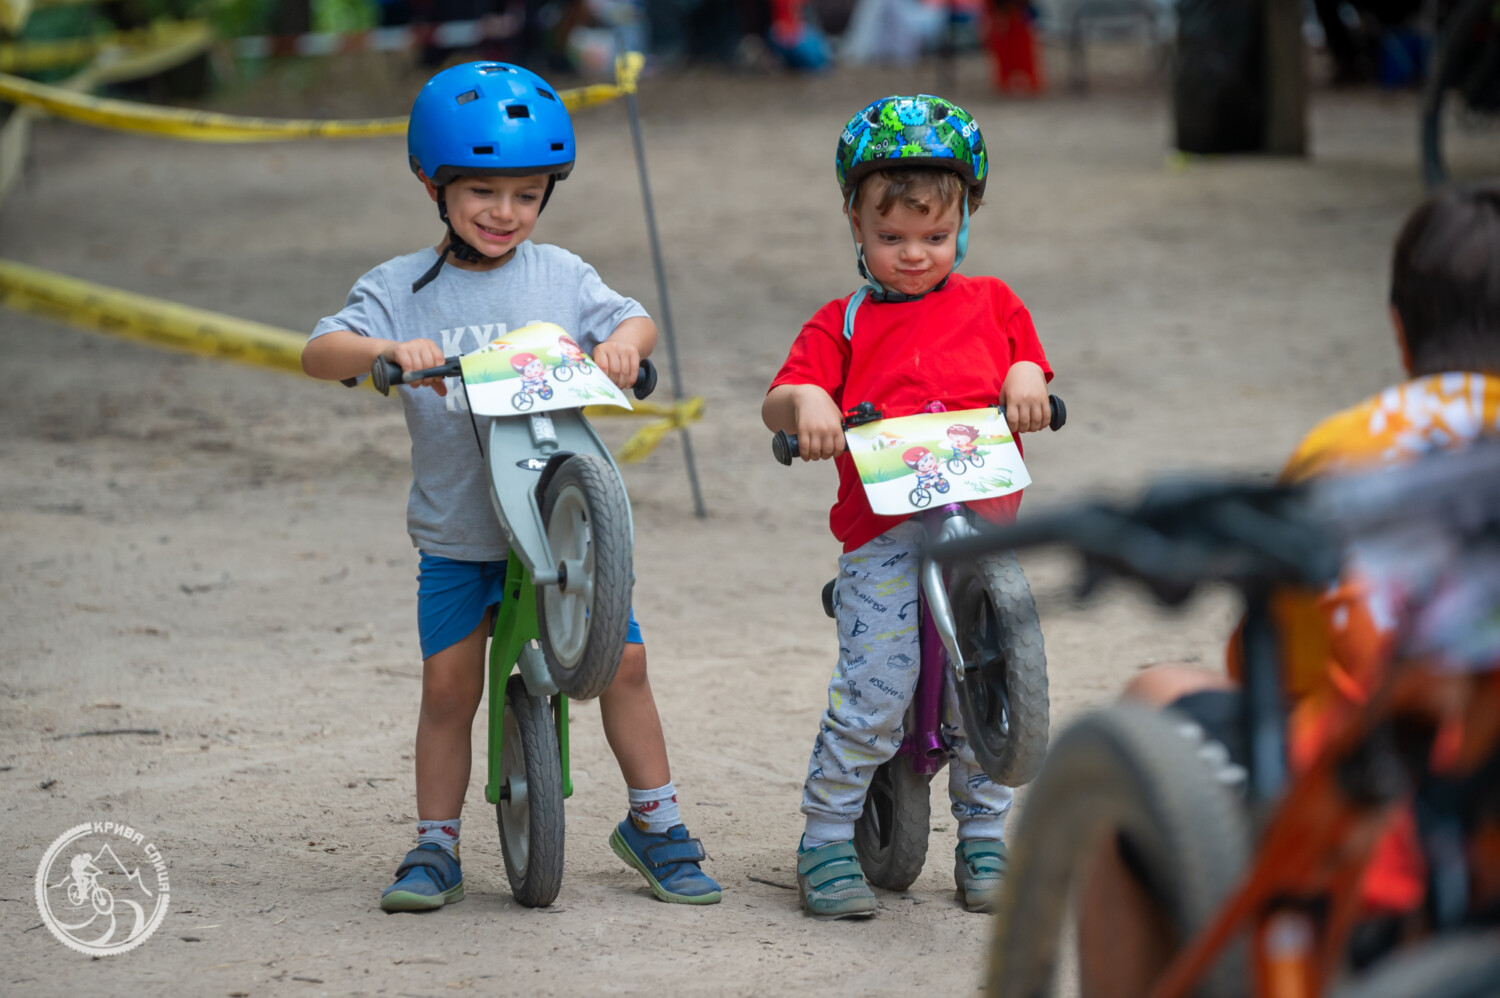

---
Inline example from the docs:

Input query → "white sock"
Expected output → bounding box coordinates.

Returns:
[627,782,680,833]
[417,818,461,859]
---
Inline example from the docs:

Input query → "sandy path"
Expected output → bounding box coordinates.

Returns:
[1,51,1480,996]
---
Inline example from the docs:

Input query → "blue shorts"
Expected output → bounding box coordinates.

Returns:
[417,552,642,660]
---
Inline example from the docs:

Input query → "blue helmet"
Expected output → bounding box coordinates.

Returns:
[407,62,576,187]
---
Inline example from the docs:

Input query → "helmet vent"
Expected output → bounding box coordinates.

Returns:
[865,107,881,125]
[550,142,565,151]
[932,104,949,120]
[455,90,479,105]
[478,64,514,74]
[506,104,531,119]
[472,146,494,154]
[537,88,557,101]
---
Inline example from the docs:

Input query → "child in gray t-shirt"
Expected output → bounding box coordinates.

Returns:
[302,61,720,911]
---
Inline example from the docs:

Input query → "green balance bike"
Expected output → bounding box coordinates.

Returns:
[373,332,657,908]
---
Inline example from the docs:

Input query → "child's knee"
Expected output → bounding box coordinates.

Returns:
[420,672,483,722]
[607,642,649,694]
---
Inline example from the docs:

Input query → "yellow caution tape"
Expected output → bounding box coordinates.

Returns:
[0,257,703,461]
[0,0,33,36]
[0,21,213,201]
[0,258,309,374]
[1,21,208,74]
[0,47,644,142]
[586,394,704,464]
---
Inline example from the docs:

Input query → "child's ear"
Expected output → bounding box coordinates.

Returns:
[419,172,440,204]
[848,207,864,243]
[1391,305,1414,375]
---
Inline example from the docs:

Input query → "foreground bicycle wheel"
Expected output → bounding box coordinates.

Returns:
[1328,931,1500,998]
[538,454,633,700]
[986,705,1249,998]
[496,675,565,908]
[853,755,932,892]
[953,551,1049,786]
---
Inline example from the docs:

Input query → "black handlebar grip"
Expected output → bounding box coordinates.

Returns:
[372,357,401,396]
[772,431,800,466]
[1049,394,1067,432]
[997,394,1068,432]
[633,360,658,400]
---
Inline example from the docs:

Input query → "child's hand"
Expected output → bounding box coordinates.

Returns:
[1000,361,1049,434]
[383,339,448,396]
[593,340,640,390]
[794,387,846,461]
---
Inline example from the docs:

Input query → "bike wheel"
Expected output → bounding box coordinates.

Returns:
[1422,0,1499,188]
[910,487,932,508]
[971,452,985,469]
[986,705,1249,998]
[538,454,633,700]
[91,885,114,916]
[953,551,1049,786]
[496,675,565,908]
[554,365,573,382]
[853,756,933,892]
[513,391,533,412]
[948,457,968,475]
[1328,931,1500,998]
[540,385,553,400]
[936,478,950,494]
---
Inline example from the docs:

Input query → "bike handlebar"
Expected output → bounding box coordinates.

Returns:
[772,394,1067,467]
[372,356,659,401]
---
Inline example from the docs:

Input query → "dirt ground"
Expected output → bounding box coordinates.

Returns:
[1,45,1492,997]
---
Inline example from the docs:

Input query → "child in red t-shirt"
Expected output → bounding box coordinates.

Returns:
[763,95,1053,919]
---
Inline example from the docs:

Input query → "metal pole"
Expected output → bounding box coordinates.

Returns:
[625,90,709,519]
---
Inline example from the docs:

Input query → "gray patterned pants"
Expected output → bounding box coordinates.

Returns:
[802,519,1013,844]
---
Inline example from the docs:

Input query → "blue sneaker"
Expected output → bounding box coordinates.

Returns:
[380,843,464,912]
[608,817,722,904]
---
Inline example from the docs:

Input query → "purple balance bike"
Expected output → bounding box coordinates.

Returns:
[773,396,1065,890]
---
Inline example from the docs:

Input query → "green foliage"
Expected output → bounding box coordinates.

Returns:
[311,0,376,34]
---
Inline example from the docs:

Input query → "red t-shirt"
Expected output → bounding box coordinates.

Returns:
[769,273,1052,552]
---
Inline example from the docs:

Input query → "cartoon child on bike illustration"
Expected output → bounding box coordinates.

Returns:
[509,351,554,410]
[945,423,985,474]
[903,445,951,505]
[552,334,595,381]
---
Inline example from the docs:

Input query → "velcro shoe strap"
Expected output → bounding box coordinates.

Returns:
[798,842,866,891]
[395,848,460,885]
[645,837,706,867]
[960,843,1007,874]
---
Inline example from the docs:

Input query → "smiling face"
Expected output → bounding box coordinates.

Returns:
[424,173,549,264]
[916,453,938,474]
[848,178,962,298]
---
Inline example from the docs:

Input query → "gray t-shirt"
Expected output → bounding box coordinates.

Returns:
[310,241,648,561]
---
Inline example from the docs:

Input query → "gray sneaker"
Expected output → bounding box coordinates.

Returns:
[796,840,878,920]
[954,839,1007,912]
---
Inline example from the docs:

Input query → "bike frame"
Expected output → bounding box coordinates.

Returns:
[484,551,574,805]
[1147,661,1500,998]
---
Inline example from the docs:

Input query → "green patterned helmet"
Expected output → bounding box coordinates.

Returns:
[836,95,988,202]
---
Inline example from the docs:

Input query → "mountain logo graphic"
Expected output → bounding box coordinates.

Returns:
[35,821,171,956]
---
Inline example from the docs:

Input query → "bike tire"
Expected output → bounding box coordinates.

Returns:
[953,551,1049,786]
[948,457,968,475]
[497,675,566,908]
[538,454,633,700]
[1422,0,1499,188]
[853,755,933,892]
[1328,931,1500,998]
[985,705,1249,998]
